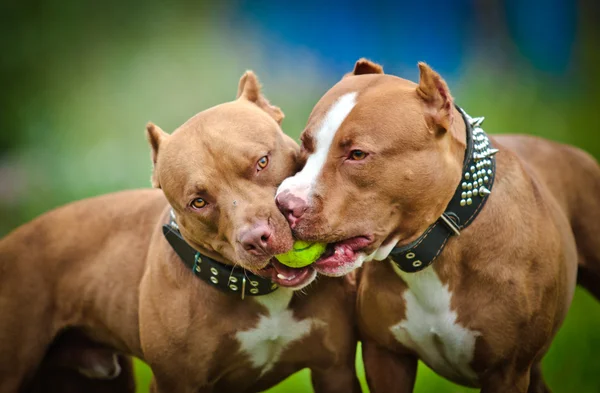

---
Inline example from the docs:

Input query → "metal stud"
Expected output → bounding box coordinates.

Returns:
[461,192,467,199]
[479,186,491,195]
[484,176,489,183]
[465,173,470,180]
[229,284,238,291]
[473,173,478,180]
[473,189,478,197]
[196,255,202,264]
[271,283,278,290]
[462,182,467,190]
[250,288,259,294]
[478,178,483,186]
[195,265,201,273]
[210,276,218,284]
[412,260,423,268]
[467,183,473,190]
[460,199,466,206]
[210,267,218,276]
[406,252,416,259]
[467,191,472,198]
[470,166,475,172]
[250,281,259,287]
[229,277,238,283]
[487,169,493,175]
[467,198,473,205]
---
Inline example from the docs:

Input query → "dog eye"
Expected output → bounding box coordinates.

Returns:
[191,198,207,209]
[257,155,269,170]
[349,150,368,161]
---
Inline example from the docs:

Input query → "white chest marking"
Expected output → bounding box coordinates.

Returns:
[390,264,480,383]
[235,288,323,375]
[276,92,357,200]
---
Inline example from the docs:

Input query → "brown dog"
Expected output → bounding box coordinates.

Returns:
[0,72,360,393]
[276,59,600,392]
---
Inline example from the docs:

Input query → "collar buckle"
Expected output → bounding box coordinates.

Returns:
[439,213,461,236]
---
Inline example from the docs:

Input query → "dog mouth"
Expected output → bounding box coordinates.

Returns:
[254,258,316,288]
[311,235,374,276]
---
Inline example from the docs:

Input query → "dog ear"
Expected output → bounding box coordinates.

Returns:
[145,122,169,188]
[416,62,454,133]
[237,71,285,125]
[343,58,384,78]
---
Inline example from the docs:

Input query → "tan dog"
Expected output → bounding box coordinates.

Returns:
[276,59,600,392]
[0,72,360,393]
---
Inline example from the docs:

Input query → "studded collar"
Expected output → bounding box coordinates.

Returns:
[162,210,278,299]
[389,106,497,273]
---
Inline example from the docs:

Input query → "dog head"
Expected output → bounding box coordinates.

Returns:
[147,71,316,288]
[276,59,466,276]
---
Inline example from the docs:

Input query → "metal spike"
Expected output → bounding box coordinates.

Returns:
[470,116,485,127]
[479,186,491,195]
[483,148,499,158]
[475,149,497,161]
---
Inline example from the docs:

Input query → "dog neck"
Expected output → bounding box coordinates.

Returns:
[389,106,498,273]
[162,210,279,299]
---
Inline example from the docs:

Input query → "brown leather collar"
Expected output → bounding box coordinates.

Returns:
[389,106,497,273]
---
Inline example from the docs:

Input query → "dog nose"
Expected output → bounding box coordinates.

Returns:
[276,191,307,228]
[240,223,273,255]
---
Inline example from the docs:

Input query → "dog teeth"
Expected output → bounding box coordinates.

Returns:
[277,273,297,281]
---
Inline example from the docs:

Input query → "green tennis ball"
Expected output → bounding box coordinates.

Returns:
[275,240,327,268]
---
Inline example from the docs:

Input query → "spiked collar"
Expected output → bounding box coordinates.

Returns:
[162,210,278,299]
[389,106,497,273]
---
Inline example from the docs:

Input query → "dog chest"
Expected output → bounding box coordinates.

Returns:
[235,289,323,375]
[389,264,480,384]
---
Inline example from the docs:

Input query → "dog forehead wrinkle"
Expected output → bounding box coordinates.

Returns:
[281,92,357,196]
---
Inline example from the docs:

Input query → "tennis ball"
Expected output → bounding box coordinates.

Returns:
[275,240,327,268]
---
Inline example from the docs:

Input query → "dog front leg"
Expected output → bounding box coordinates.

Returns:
[311,364,361,393]
[480,364,532,393]
[527,362,551,393]
[149,374,210,393]
[362,339,417,393]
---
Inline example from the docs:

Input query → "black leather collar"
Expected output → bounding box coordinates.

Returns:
[389,106,497,273]
[162,211,278,299]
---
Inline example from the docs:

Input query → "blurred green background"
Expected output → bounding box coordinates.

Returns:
[1,0,600,392]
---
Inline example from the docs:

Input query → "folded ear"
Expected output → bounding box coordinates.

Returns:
[237,71,285,125]
[416,62,454,133]
[145,122,169,188]
[343,58,384,78]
